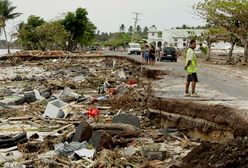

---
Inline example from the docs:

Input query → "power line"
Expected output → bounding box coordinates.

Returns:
[132,11,142,42]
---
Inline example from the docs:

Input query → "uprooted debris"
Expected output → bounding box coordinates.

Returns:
[0,56,237,167]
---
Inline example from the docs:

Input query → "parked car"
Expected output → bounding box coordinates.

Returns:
[158,47,177,62]
[90,46,99,51]
[127,43,141,55]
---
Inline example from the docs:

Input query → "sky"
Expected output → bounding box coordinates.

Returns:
[3,0,205,38]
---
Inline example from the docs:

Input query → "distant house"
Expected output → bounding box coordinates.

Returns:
[146,27,242,53]
[147,27,204,49]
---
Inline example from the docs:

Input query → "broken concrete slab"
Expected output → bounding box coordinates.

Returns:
[112,113,140,128]
[43,99,71,119]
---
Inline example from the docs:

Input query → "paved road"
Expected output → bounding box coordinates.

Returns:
[105,51,248,102]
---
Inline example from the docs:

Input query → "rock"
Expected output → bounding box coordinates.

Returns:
[15,91,36,105]
[112,114,140,128]
[39,88,52,99]
[88,131,113,151]
[40,91,51,99]
[72,121,93,142]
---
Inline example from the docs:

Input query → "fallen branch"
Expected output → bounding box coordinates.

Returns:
[55,157,71,165]
[8,116,33,121]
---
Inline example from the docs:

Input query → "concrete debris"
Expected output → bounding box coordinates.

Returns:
[0,56,216,167]
[112,113,140,128]
[43,99,71,119]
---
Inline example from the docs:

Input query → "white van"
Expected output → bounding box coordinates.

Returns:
[128,43,141,55]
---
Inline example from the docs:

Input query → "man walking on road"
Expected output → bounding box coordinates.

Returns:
[184,40,199,97]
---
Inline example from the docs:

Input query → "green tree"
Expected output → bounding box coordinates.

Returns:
[120,24,125,32]
[143,26,149,37]
[136,25,142,34]
[0,0,21,53]
[35,21,71,51]
[18,15,45,50]
[202,26,230,61]
[62,8,96,51]
[194,0,248,62]
[128,26,133,34]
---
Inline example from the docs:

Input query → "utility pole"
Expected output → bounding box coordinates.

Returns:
[132,11,142,42]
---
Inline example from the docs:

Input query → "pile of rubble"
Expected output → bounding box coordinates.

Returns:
[4,50,103,59]
[0,57,200,168]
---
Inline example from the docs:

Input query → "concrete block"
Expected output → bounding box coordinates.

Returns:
[43,99,70,119]
[112,114,140,128]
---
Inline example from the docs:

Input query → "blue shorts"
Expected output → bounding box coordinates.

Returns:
[144,55,149,61]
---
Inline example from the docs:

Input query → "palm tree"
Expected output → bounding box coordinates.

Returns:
[128,26,133,34]
[120,24,125,32]
[0,0,21,53]
[136,25,142,34]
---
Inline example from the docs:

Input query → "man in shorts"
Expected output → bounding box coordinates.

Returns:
[184,39,199,97]
[143,45,150,65]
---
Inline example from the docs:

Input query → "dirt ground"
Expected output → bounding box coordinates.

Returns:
[175,137,248,168]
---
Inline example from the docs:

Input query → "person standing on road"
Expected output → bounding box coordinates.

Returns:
[184,39,199,97]
[142,44,150,65]
[149,46,156,65]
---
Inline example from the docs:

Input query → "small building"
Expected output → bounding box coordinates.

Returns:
[147,28,204,49]
[147,27,163,48]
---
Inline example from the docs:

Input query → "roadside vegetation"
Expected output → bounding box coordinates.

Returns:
[194,0,248,63]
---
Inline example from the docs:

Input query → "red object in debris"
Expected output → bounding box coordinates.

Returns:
[87,107,100,117]
[128,79,137,85]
